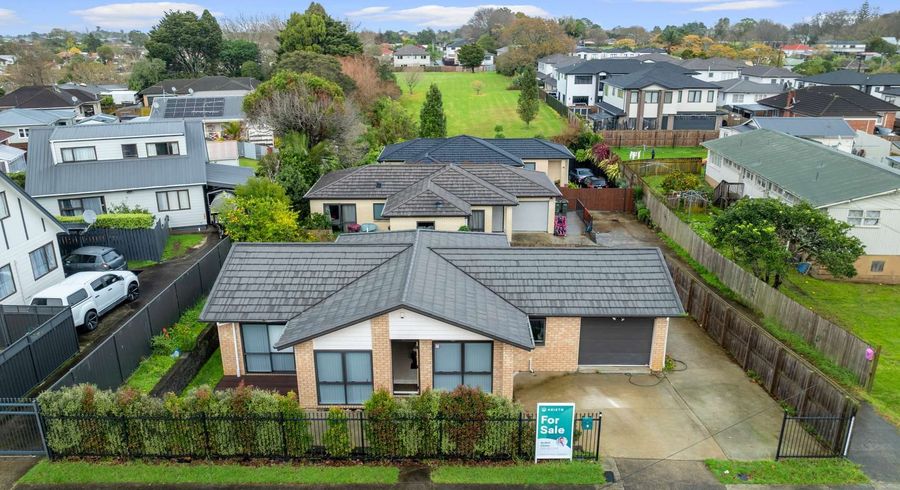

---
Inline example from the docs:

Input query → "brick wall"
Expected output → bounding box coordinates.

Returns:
[649,317,669,372]
[217,322,243,376]
[419,340,433,392]
[513,317,581,372]
[293,341,317,408]
[371,314,392,393]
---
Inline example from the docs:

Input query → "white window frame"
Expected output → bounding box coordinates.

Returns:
[847,209,881,227]
[146,141,179,157]
[17,128,29,138]
[156,189,191,212]
[29,242,58,280]
[60,146,97,163]
[688,90,702,103]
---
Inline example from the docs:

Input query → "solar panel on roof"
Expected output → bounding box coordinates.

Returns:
[161,97,226,118]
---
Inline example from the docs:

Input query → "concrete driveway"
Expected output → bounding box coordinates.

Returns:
[514,317,783,461]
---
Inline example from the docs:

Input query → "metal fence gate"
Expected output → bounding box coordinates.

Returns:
[775,410,856,460]
[0,399,47,456]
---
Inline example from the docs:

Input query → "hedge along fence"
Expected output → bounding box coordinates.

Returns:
[37,384,601,461]
[57,213,156,229]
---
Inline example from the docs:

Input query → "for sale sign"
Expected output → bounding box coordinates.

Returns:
[535,402,575,461]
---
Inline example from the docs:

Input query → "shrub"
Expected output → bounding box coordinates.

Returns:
[107,203,151,214]
[661,170,702,194]
[56,213,156,229]
[324,407,352,458]
[6,171,25,188]
[364,390,400,457]
[397,389,440,457]
[457,225,470,232]
[439,386,491,457]
[301,213,331,230]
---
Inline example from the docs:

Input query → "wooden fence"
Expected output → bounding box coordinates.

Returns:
[558,187,634,213]
[668,259,857,421]
[626,159,705,176]
[622,164,878,387]
[599,130,719,148]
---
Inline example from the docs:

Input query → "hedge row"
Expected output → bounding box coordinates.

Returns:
[57,213,156,229]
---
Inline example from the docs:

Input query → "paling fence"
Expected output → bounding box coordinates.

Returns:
[58,217,170,262]
[0,307,77,398]
[558,187,634,213]
[48,239,232,392]
[598,130,719,148]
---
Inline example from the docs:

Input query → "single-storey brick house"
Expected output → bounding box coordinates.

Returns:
[200,230,684,408]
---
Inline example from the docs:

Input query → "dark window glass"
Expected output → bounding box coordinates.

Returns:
[433,342,492,393]
[530,318,546,346]
[241,324,295,373]
[315,351,373,404]
[122,144,138,158]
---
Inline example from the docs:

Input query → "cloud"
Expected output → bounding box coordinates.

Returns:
[71,2,219,30]
[691,0,784,10]
[345,4,551,28]
[0,8,22,23]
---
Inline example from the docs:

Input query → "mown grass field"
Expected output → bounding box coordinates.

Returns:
[398,72,567,138]
[613,146,707,160]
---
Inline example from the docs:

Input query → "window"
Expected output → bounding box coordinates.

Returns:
[572,96,589,105]
[469,210,485,232]
[574,75,592,85]
[66,289,89,306]
[677,91,683,103]
[324,204,357,232]
[642,118,657,130]
[733,94,745,103]
[491,206,505,233]
[0,191,8,219]
[0,264,15,302]
[156,190,191,211]
[17,128,29,138]
[644,91,659,104]
[433,342,492,393]
[29,242,57,280]
[870,261,885,273]
[707,90,715,103]
[61,147,97,162]
[530,318,546,346]
[373,203,385,221]
[146,142,179,156]
[629,91,638,103]
[122,144,138,158]
[416,221,435,230]
[523,162,536,170]
[847,210,880,226]
[664,91,673,104]
[688,90,702,103]
[241,324,295,373]
[315,351,373,404]
[707,72,713,78]
[58,196,106,217]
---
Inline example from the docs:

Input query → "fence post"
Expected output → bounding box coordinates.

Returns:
[594,414,602,461]
[516,412,523,458]
[121,415,130,457]
[202,413,211,457]
[438,416,443,459]
[775,411,787,460]
[358,411,366,459]
[280,413,288,459]
[33,400,50,458]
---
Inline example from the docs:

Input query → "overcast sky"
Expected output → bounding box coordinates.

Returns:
[0,0,889,36]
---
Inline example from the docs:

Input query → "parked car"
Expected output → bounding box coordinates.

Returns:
[569,167,595,184]
[584,176,608,188]
[62,246,126,275]
[30,271,140,331]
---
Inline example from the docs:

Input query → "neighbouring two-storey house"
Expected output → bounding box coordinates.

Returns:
[796,71,900,104]
[555,59,694,110]
[715,78,784,108]
[704,129,900,283]
[0,109,76,150]
[739,65,800,87]
[676,57,744,83]
[201,230,683,406]
[25,121,253,229]
[0,171,66,305]
[757,86,899,134]
[392,45,431,68]
[0,86,100,120]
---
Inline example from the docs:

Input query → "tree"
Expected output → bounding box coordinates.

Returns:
[222,121,243,140]
[501,16,575,61]
[240,60,264,79]
[495,48,534,76]
[457,44,485,72]
[657,26,685,51]
[269,131,340,213]
[713,17,731,40]
[867,36,897,55]
[96,45,115,64]
[277,2,362,57]
[128,58,166,91]
[127,30,149,47]
[82,33,102,52]
[146,9,223,75]
[220,39,260,76]
[471,80,484,95]
[339,56,401,113]
[220,178,302,242]
[100,96,115,114]
[419,83,446,138]
[367,97,417,146]
[516,65,539,127]
[403,71,421,94]
[614,38,637,49]
[476,34,497,54]
[275,50,355,93]
[6,43,59,86]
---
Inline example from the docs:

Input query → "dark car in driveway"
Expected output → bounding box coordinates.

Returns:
[569,167,595,184]
[584,176,608,188]
[63,246,127,275]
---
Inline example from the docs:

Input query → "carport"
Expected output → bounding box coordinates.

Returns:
[578,317,654,366]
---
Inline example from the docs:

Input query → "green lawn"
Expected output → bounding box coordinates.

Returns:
[19,461,399,485]
[705,459,868,485]
[127,233,206,270]
[613,146,707,160]
[779,272,900,424]
[182,349,224,394]
[431,461,604,484]
[239,157,259,169]
[399,72,567,138]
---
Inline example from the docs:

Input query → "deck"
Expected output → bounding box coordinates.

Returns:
[216,375,297,394]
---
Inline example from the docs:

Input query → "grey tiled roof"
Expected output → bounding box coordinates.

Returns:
[140,76,259,96]
[382,179,471,217]
[757,85,899,117]
[606,65,720,90]
[460,164,561,197]
[0,85,98,109]
[394,45,429,56]
[677,57,744,71]
[715,78,784,94]
[738,65,798,78]
[378,136,573,163]
[335,230,509,247]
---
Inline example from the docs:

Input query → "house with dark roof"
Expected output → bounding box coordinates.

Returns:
[392,45,430,68]
[138,76,260,107]
[739,65,800,87]
[714,78,784,107]
[377,135,575,186]
[0,86,100,119]
[554,59,694,111]
[757,86,899,134]
[25,121,253,229]
[306,162,562,237]
[797,71,900,102]
[0,170,66,305]
[704,129,900,282]
[720,116,856,153]
[676,57,744,82]
[201,229,683,405]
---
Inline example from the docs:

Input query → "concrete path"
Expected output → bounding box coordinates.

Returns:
[847,403,900,486]
[0,457,38,490]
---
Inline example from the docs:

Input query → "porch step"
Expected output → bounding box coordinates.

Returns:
[577,365,650,374]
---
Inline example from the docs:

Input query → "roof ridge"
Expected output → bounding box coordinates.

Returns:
[428,246,530,317]
[305,166,367,196]
[440,165,518,202]
[399,234,422,304]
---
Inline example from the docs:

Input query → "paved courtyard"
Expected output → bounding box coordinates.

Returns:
[514,317,783,461]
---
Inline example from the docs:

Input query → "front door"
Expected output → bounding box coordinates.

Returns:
[391,340,419,394]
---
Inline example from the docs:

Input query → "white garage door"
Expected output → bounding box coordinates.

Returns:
[512,201,549,232]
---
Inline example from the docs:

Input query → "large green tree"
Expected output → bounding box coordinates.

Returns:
[146,9,223,75]
[517,65,540,127]
[128,58,166,91]
[82,33,102,52]
[220,177,301,242]
[220,39,260,76]
[275,51,356,93]
[277,2,362,57]
[457,43,486,72]
[419,83,447,138]
[368,97,417,146]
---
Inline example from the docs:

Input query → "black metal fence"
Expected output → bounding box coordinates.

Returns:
[58,217,170,262]
[0,307,77,398]
[0,399,46,456]
[40,411,601,461]
[775,411,856,460]
[49,239,231,391]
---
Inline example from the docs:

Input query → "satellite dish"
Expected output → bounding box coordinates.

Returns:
[188,88,194,95]
[82,210,97,224]
[152,101,159,109]
[71,96,78,103]
[171,87,177,93]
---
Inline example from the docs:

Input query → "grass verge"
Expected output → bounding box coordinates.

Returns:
[19,460,399,485]
[431,461,604,484]
[705,458,868,485]
[162,233,205,261]
[239,157,259,169]
[182,348,224,394]
[127,259,157,270]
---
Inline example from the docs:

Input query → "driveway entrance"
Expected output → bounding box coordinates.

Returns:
[514,316,783,460]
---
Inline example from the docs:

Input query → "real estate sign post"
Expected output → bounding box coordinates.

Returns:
[535,402,575,461]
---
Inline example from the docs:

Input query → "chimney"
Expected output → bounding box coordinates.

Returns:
[786,89,796,109]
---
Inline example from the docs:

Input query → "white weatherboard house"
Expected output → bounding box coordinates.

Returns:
[704,129,900,283]
[24,121,253,229]
[392,45,430,68]
[0,109,76,148]
[0,172,66,305]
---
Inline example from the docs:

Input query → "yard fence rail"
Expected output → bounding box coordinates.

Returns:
[621,164,878,388]
[625,159,705,176]
[0,307,77,398]
[58,217,170,262]
[599,130,719,148]
[47,239,232,393]
[39,411,601,461]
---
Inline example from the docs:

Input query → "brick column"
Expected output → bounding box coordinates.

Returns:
[491,342,516,400]
[370,314,392,393]
[294,342,317,408]
[418,340,433,392]
[217,322,243,376]
[649,317,670,372]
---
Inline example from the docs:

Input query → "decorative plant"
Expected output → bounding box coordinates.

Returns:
[323,407,352,458]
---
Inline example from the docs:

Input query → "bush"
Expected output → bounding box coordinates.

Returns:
[301,212,331,230]
[364,390,400,457]
[458,225,470,232]
[6,171,25,188]
[324,407,352,458]
[439,386,491,457]
[660,170,702,194]
[56,213,156,229]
